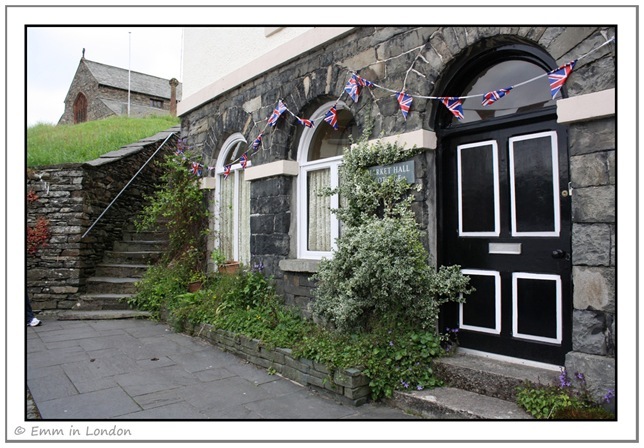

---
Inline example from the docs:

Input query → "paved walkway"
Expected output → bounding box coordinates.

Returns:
[27,318,417,420]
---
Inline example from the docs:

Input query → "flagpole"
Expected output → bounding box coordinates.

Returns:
[128,31,131,117]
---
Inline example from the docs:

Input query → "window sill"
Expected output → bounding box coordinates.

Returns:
[279,259,320,273]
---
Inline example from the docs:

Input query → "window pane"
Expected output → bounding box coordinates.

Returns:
[455,60,554,124]
[307,169,331,251]
[308,109,356,161]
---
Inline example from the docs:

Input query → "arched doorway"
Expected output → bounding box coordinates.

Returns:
[73,93,87,124]
[436,40,573,366]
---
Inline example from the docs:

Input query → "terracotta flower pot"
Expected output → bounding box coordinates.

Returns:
[218,261,240,275]
[187,281,203,292]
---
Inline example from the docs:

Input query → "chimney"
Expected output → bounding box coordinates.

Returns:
[169,78,179,117]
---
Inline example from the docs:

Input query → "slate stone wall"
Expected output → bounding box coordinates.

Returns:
[26,127,179,311]
[566,116,616,399]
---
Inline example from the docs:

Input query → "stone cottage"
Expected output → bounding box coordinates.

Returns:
[176,27,616,395]
[58,53,182,125]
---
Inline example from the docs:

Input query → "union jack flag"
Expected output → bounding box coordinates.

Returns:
[324,106,339,130]
[267,100,287,127]
[482,87,513,106]
[344,74,374,103]
[223,164,232,179]
[251,132,263,151]
[397,91,413,120]
[441,97,465,120]
[548,60,576,99]
[297,117,314,128]
[240,153,249,170]
[190,162,203,176]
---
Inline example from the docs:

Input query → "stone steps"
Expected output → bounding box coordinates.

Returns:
[102,250,163,264]
[94,263,149,278]
[388,352,560,419]
[85,277,140,294]
[58,309,152,320]
[75,293,133,310]
[67,227,168,318]
[113,240,169,252]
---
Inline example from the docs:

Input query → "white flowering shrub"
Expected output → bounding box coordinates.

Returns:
[313,131,473,332]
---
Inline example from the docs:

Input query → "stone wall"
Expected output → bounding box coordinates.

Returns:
[566,116,616,398]
[26,126,180,311]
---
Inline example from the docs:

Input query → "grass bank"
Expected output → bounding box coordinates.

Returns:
[27,115,179,167]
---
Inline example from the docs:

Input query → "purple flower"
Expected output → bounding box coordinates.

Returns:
[603,389,615,403]
[400,380,409,389]
[417,385,424,391]
[559,368,572,388]
[389,341,394,347]
[575,372,586,384]
[252,261,265,273]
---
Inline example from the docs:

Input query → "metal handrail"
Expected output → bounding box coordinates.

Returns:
[81,131,177,240]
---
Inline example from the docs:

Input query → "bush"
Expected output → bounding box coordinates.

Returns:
[313,130,473,332]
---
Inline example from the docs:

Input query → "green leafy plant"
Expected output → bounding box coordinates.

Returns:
[135,153,209,273]
[313,127,473,332]
[516,368,615,420]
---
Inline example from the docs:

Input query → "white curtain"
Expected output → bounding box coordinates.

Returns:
[308,169,331,251]
[238,170,251,264]
[219,175,235,261]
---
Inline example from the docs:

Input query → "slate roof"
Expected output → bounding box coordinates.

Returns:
[83,59,182,100]
[99,98,171,118]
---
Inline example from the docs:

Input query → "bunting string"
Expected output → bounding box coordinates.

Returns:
[176,35,614,177]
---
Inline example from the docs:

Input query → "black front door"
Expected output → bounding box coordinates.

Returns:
[439,118,572,366]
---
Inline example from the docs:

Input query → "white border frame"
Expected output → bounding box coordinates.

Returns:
[296,101,348,260]
[215,133,251,262]
[459,269,501,335]
[457,140,500,237]
[512,272,562,344]
[508,130,560,237]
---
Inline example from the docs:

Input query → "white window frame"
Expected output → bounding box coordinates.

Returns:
[508,130,560,237]
[296,100,348,260]
[214,133,251,262]
[457,140,501,237]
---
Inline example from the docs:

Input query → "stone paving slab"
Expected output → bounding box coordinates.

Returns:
[27,319,418,420]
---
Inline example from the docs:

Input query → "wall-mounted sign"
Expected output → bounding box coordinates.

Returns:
[368,160,416,184]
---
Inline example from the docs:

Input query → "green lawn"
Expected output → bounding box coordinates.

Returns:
[27,115,180,167]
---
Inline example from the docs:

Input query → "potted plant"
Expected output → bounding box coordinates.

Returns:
[211,249,240,275]
[187,272,206,292]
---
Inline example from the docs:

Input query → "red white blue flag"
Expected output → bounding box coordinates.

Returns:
[267,100,287,127]
[441,97,465,120]
[191,162,203,176]
[482,87,513,106]
[252,132,263,151]
[240,153,249,170]
[324,106,339,129]
[396,92,413,120]
[345,74,374,103]
[548,61,576,99]
[297,116,314,128]
[223,164,231,179]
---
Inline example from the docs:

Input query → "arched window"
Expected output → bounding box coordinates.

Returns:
[214,133,251,264]
[73,93,87,124]
[453,60,555,124]
[297,101,357,259]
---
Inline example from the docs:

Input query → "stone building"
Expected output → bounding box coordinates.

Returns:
[58,54,182,125]
[177,27,616,396]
